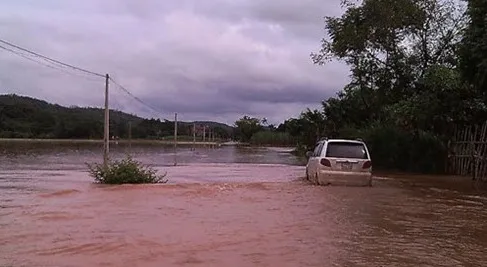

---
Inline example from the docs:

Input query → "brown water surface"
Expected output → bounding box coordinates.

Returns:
[1,143,487,266]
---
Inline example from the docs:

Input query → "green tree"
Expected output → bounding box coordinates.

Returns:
[212,126,231,140]
[312,0,467,128]
[299,109,326,147]
[307,0,470,173]
[275,109,326,150]
[459,0,487,119]
[234,116,263,142]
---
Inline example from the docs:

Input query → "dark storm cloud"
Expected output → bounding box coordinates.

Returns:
[0,0,349,125]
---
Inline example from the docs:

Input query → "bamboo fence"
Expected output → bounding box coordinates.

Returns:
[449,123,487,181]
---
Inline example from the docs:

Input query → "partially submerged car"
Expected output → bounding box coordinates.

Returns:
[305,138,372,186]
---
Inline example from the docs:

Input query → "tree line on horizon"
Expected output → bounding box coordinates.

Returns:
[0,93,322,146]
[0,94,233,140]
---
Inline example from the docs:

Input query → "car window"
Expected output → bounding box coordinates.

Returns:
[325,142,368,159]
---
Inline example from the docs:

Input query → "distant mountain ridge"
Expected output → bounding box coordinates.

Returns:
[0,94,234,139]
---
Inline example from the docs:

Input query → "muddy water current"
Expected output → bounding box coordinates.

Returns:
[1,143,487,266]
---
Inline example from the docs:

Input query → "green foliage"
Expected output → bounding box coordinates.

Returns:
[249,131,294,146]
[385,65,483,134]
[325,123,446,173]
[0,94,233,140]
[234,116,264,142]
[459,0,487,96]
[305,0,474,174]
[211,126,232,140]
[234,111,327,148]
[358,125,447,173]
[275,109,326,150]
[87,156,168,184]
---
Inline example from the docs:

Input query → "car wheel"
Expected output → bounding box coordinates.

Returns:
[305,168,310,181]
[315,174,320,186]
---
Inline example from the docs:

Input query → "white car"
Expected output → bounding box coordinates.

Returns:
[305,138,372,186]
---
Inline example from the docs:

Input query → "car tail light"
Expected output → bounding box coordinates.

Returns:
[362,160,372,169]
[320,158,331,167]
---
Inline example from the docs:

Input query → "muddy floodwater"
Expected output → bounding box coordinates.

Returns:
[1,143,487,266]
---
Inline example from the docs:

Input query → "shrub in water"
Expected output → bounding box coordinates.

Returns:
[87,155,168,184]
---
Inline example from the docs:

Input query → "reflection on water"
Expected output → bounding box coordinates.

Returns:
[1,143,487,266]
[0,142,305,170]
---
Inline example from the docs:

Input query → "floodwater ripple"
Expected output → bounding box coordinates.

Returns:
[0,145,487,266]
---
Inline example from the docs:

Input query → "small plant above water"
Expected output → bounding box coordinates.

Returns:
[86,155,168,184]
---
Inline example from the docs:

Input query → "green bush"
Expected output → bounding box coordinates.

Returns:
[358,126,447,174]
[86,155,168,184]
[320,124,447,174]
[250,131,294,146]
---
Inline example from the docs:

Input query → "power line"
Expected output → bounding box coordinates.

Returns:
[109,87,124,111]
[0,44,101,82]
[0,38,105,78]
[109,77,168,120]
[0,44,65,72]
[0,37,167,120]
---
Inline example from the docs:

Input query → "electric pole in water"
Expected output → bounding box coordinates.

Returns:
[192,122,196,151]
[128,121,132,154]
[203,126,206,144]
[209,129,212,149]
[103,74,110,169]
[174,113,178,166]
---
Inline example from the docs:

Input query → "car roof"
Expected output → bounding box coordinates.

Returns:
[328,139,364,143]
[318,138,365,144]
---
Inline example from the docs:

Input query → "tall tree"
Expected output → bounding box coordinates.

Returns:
[459,0,487,105]
[312,0,469,132]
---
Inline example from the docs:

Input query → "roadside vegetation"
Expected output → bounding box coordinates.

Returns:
[86,155,168,184]
[249,131,293,147]
[233,0,487,174]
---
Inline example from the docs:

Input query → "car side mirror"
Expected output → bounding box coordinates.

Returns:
[305,151,313,158]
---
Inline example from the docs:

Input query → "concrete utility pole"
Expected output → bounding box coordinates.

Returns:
[203,125,206,144]
[192,122,196,151]
[128,121,132,154]
[103,74,110,169]
[209,129,212,149]
[174,113,178,166]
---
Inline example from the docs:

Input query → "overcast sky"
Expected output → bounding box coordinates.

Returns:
[0,0,349,125]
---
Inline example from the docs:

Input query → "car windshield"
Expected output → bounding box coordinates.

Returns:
[325,142,368,159]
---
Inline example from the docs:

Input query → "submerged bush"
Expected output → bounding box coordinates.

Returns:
[86,155,168,184]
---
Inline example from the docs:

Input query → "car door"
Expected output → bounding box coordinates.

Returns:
[309,142,324,177]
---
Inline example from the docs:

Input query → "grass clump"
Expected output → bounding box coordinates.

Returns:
[87,155,168,184]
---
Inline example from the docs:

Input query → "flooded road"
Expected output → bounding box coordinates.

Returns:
[1,143,487,266]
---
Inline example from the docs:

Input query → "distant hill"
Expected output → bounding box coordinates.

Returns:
[0,94,234,139]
